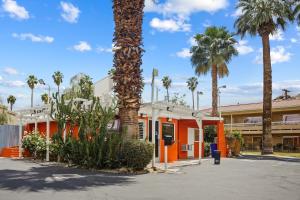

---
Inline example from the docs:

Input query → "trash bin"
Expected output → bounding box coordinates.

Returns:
[214,150,221,165]
[210,143,217,158]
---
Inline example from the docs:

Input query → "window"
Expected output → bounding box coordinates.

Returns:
[244,117,262,123]
[283,114,300,123]
[138,122,145,140]
[162,123,174,140]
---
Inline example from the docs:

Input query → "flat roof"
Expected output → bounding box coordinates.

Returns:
[201,98,300,115]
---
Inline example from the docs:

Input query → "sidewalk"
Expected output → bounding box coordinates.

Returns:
[148,158,211,173]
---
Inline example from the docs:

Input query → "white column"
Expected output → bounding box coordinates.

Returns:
[34,118,38,132]
[195,118,203,164]
[63,124,67,143]
[199,127,203,164]
[151,110,156,167]
[46,114,50,162]
[18,117,23,158]
[164,145,168,170]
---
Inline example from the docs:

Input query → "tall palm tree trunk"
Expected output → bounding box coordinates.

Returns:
[10,104,12,111]
[167,89,169,102]
[113,0,144,139]
[58,86,60,95]
[192,91,195,110]
[211,64,218,117]
[261,34,273,154]
[31,89,33,107]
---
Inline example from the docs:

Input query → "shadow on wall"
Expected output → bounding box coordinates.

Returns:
[0,160,135,192]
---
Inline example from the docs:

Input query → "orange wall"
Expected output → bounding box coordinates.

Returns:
[159,117,179,163]
[26,122,58,138]
[25,121,79,139]
[177,119,205,160]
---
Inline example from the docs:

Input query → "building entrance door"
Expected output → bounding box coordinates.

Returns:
[188,128,195,158]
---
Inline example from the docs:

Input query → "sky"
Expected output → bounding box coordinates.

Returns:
[0,0,300,109]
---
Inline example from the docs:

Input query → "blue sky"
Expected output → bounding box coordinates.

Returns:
[0,0,300,109]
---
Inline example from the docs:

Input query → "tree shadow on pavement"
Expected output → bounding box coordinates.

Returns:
[0,163,136,192]
[236,155,300,163]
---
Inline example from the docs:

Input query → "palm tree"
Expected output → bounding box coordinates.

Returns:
[187,77,198,110]
[293,1,300,24]
[41,93,49,105]
[234,0,293,155]
[27,75,38,107]
[52,71,64,94]
[7,95,16,111]
[162,76,172,102]
[191,26,238,117]
[112,0,145,138]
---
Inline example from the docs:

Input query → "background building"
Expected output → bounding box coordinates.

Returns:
[203,97,300,152]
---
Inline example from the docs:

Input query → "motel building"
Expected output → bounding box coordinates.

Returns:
[0,100,227,163]
[202,96,300,152]
[0,76,227,162]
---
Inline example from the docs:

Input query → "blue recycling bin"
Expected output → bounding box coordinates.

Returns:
[210,143,217,158]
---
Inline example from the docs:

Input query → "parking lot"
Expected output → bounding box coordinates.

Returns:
[0,156,299,200]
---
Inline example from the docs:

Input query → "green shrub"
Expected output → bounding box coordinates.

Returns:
[204,142,211,157]
[121,140,153,171]
[0,112,8,125]
[22,131,47,159]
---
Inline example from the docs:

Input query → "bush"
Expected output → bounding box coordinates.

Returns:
[121,140,153,171]
[204,142,211,157]
[22,131,47,159]
[0,112,8,125]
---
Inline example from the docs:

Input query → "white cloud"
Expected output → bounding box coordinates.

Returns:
[96,44,113,53]
[188,36,197,46]
[12,33,54,43]
[235,40,254,55]
[176,48,191,58]
[2,0,29,20]
[72,41,92,52]
[145,0,228,15]
[202,20,211,28]
[0,79,25,87]
[222,80,300,99]
[0,75,2,81]
[3,67,18,75]
[60,1,80,23]
[291,38,297,43]
[231,7,243,17]
[255,46,292,64]
[150,17,191,32]
[270,29,284,41]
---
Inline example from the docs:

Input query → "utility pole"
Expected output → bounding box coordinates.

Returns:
[218,85,226,120]
[151,68,158,168]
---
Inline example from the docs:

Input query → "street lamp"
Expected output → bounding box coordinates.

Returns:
[218,85,226,120]
[39,79,51,104]
[196,91,203,111]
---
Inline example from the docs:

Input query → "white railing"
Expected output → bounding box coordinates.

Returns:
[225,121,300,127]
[224,121,300,135]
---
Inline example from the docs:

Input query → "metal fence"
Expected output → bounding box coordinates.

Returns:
[0,125,19,148]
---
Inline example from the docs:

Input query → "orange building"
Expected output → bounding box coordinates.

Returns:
[2,103,226,162]
[138,102,226,163]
